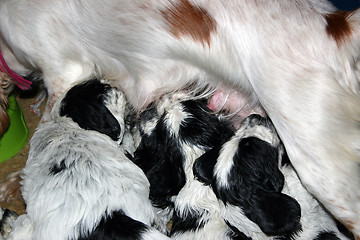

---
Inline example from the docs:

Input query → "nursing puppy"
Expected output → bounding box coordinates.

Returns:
[132,91,235,235]
[195,115,350,240]
[0,0,359,236]
[10,80,169,240]
[133,91,240,239]
[133,93,302,239]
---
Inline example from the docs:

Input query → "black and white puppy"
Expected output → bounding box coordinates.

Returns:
[132,92,239,239]
[195,114,349,240]
[8,80,169,240]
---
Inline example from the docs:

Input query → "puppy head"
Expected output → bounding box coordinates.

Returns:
[59,79,127,142]
[194,114,301,236]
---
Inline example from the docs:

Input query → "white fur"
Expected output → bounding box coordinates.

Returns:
[0,0,359,237]
[12,85,168,240]
[7,215,33,240]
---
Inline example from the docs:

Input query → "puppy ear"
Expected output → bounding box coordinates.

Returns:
[193,146,220,185]
[245,189,301,236]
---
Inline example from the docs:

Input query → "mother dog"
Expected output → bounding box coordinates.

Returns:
[0,0,359,238]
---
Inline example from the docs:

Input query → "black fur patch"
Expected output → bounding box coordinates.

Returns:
[78,210,148,240]
[313,231,341,240]
[49,160,67,175]
[60,79,121,141]
[193,145,221,185]
[170,210,207,235]
[179,100,234,149]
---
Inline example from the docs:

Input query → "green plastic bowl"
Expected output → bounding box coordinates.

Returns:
[0,94,29,163]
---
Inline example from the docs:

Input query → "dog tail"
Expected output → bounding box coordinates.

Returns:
[0,72,11,137]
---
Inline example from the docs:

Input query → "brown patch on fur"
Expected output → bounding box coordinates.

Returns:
[161,0,216,46]
[325,11,353,46]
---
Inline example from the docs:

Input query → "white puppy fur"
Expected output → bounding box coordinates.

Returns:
[0,0,359,237]
[8,80,169,240]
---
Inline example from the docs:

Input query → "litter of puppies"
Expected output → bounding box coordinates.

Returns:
[1,81,350,239]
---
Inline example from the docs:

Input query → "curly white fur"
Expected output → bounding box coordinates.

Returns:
[8,83,169,240]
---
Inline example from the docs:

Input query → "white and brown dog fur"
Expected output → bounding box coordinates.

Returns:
[6,79,169,240]
[0,0,359,237]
